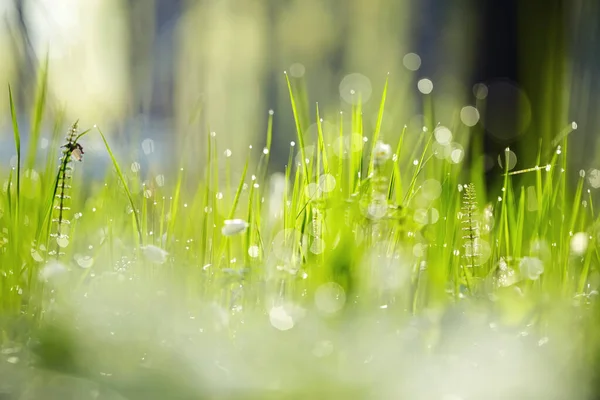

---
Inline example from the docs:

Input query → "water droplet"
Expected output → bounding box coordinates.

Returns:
[413,208,440,225]
[56,236,69,248]
[39,261,68,281]
[434,126,452,145]
[263,148,269,155]
[289,63,306,78]
[141,245,168,264]
[340,73,372,104]
[216,192,224,200]
[571,232,589,255]
[224,149,232,157]
[473,83,488,99]
[155,174,165,187]
[588,169,600,188]
[417,78,433,94]
[318,174,336,193]
[131,162,141,173]
[75,255,94,269]
[310,237,325,254]
[248,245,260,258]
[460,106,480,127]
[144,189,152,198]
[31,248,44,262]
[520,257,544,280]
[269,306,294,331]
[402,52,421,71]
[315,282,346,314]
[141,139,155,155]
[498,149,517,171]
[421,179,442,200]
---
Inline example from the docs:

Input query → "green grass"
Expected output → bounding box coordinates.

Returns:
[0,69,599,399]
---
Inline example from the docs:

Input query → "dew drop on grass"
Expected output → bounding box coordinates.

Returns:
[365,199,388,220]
[141,245,168,264]
[76,255,94,269]
[31,248,44,262]
[269,306,294,331]
[315,282,346,314]
[131,162,141,173]
[450,148,464,164]
[519,257,544,280]
[310,237,325,255]
[141,139,155,155]
[571,232,589,255]
[248,245,260,258]
[498,148,517,171]
[216,192,223,200]
[144,189,152,198]
[155,174,165,187]
[460,106,480,127]
[434,126,452,145]
[413,243,425,257]
[56,236,69,248]
[588,169,600,188]
[402,52,421,71]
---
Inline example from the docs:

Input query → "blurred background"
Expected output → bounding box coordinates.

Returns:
[0,0,598,179]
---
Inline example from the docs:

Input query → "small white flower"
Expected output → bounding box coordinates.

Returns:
[221,219,249,236]
[141,245,169,264]
[519,257,544,280]
[373,141,392,165]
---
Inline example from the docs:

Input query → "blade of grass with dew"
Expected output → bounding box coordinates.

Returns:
[96,126,143,246]
[26,54,49,169]
[200,130,212,264]
[368,74,389,177]
[316,103,329,175]
[390,124,407,202]
[285,72,309,182]
[8,85,21,226]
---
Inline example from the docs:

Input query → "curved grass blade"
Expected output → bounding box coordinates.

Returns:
[96,126,143,245]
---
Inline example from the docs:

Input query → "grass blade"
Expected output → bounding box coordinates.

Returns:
[96,126,143,245]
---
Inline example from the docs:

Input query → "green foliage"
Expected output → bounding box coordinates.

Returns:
[0,71,599,399]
